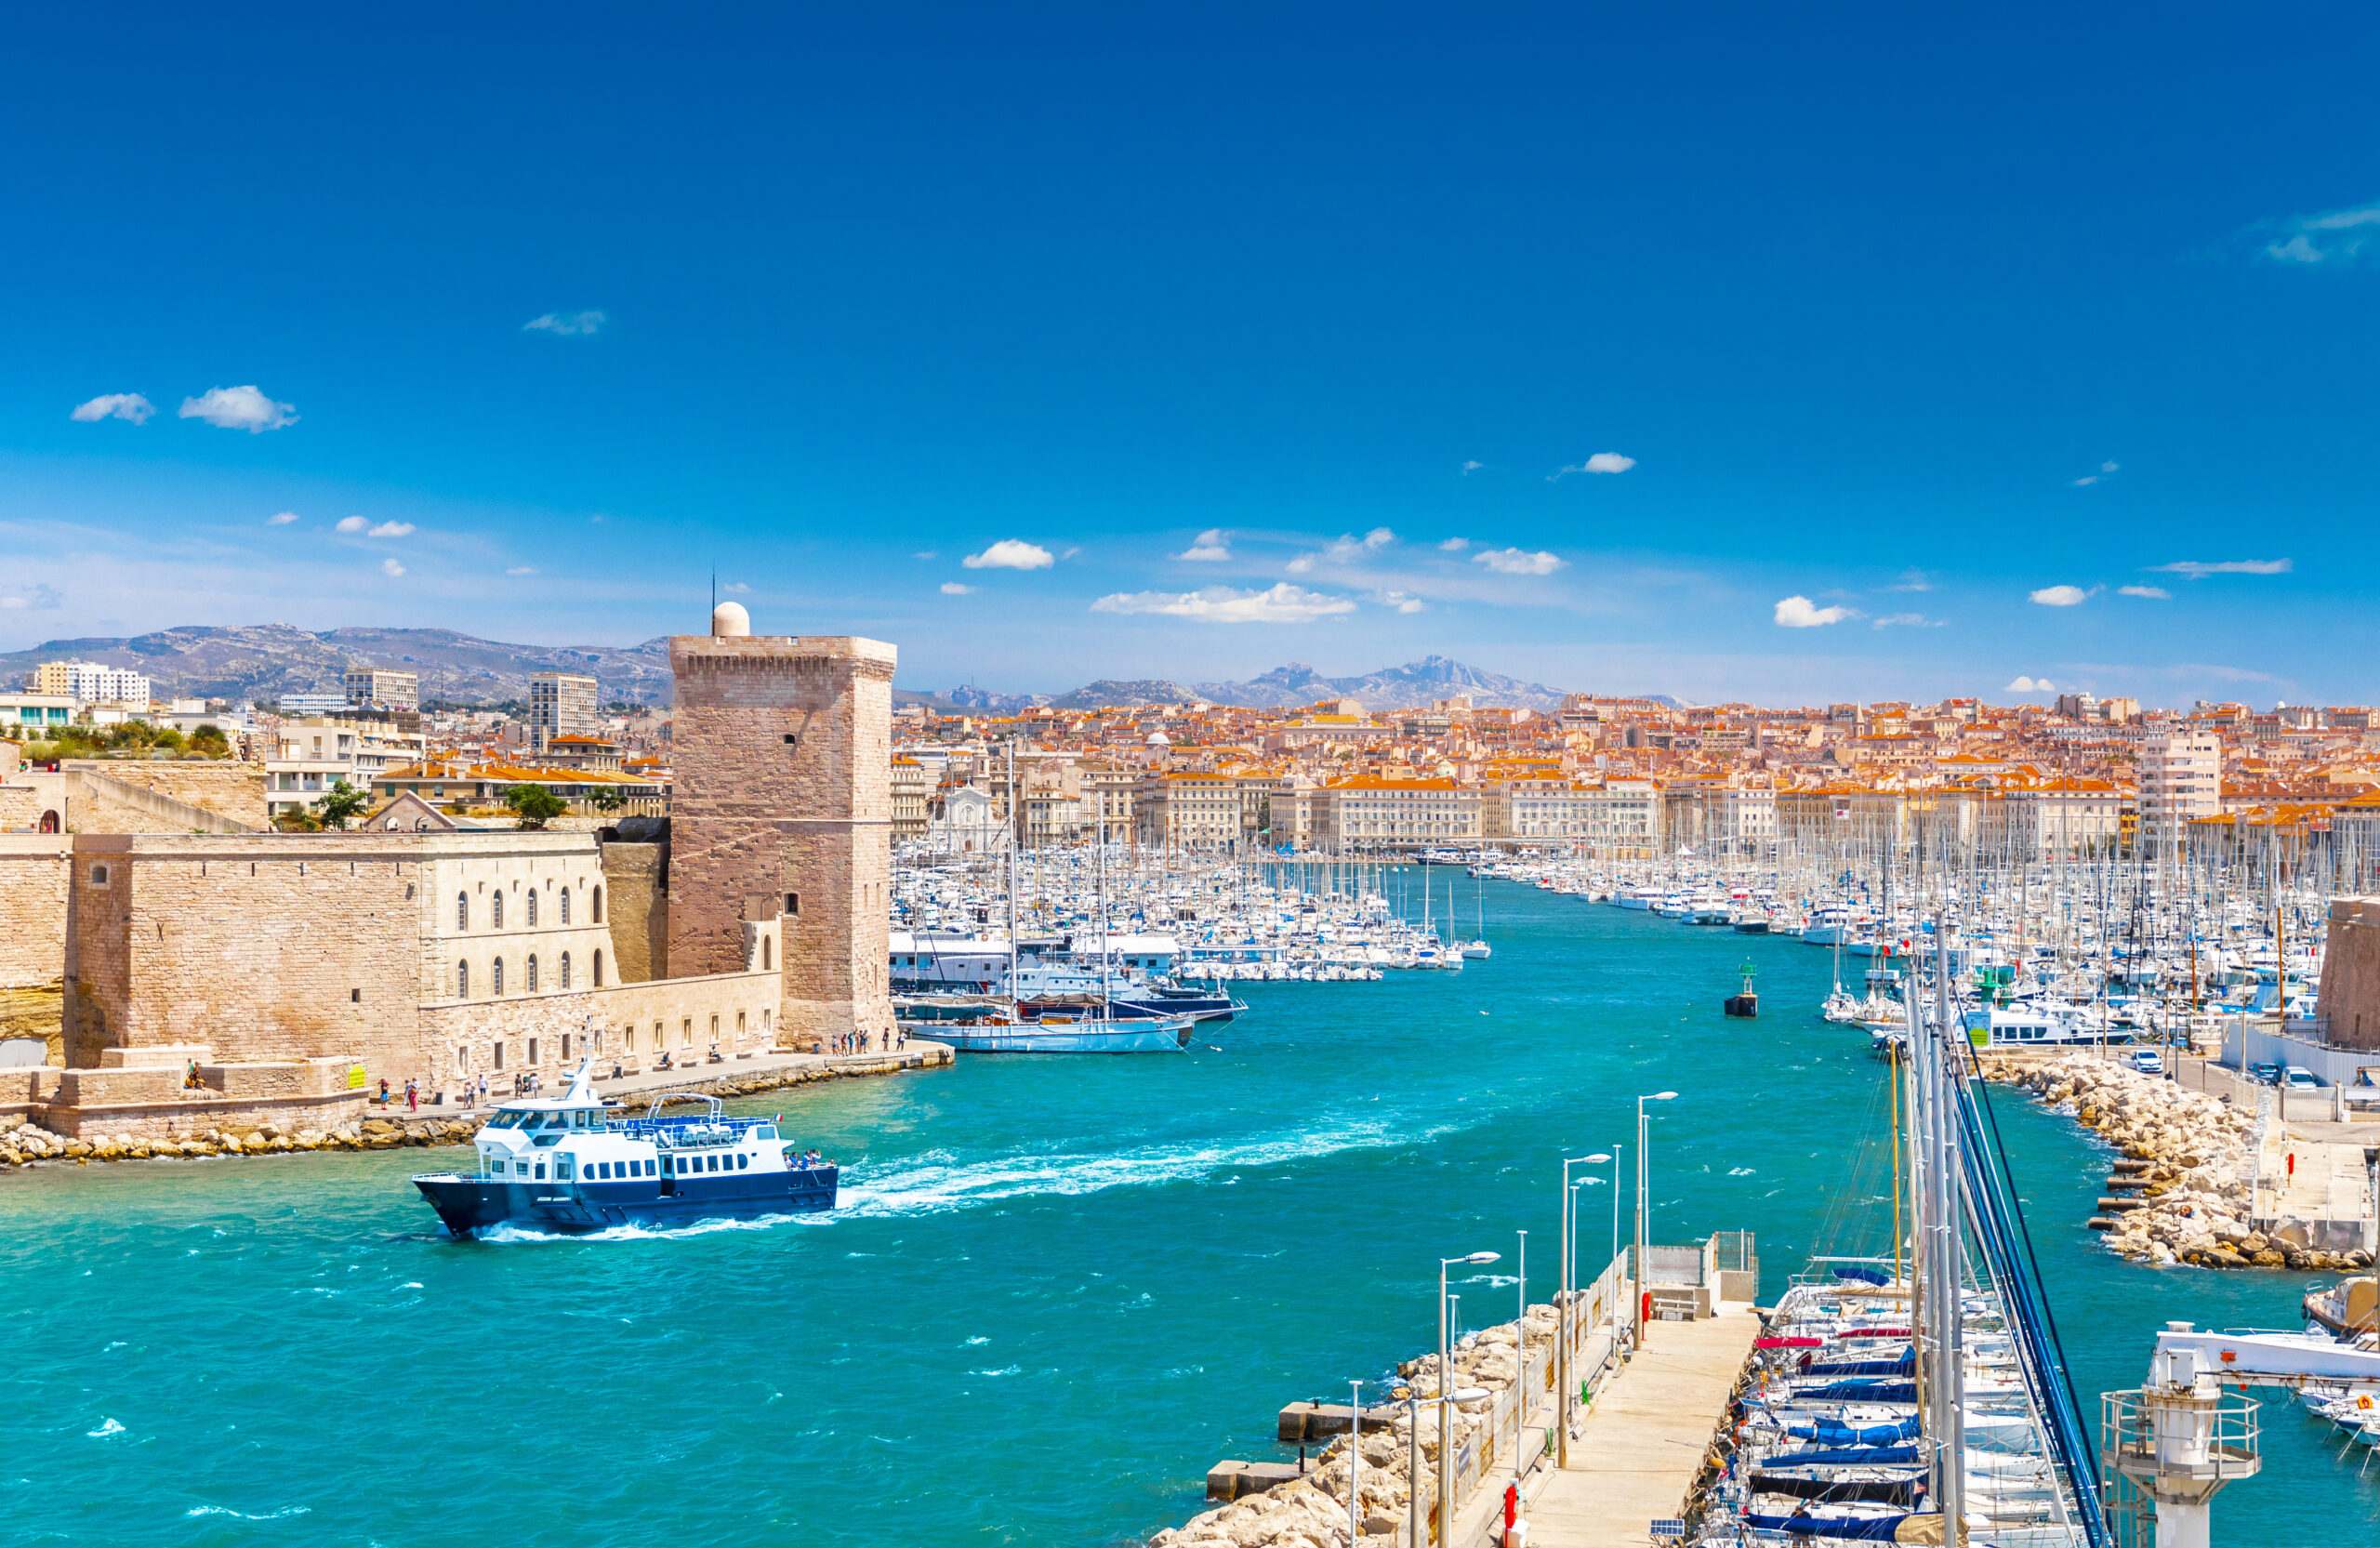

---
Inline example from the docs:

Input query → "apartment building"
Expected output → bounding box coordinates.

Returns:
[345,667,421,711]
[2138,732,2221,838]
[527,672,600,752]
[1138,771,1242,853]
[33,659,151,705]
[1316,776,1481,852]
[890,756,931,840]
[1488,777,1657,854]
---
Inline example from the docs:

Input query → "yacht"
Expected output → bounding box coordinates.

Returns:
[411,1062,835,1237]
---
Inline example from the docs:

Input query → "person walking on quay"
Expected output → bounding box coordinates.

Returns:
[405,1078,418,1112]
[477,1073,488,1108]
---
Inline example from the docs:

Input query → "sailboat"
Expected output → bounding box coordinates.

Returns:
[1461,867,1491,959]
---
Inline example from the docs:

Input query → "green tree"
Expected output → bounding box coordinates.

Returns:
[316,779,370,830]
[505,783,570,828]
[587,785,626,814]
[189,723,231,758]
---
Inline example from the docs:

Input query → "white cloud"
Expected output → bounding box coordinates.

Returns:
[2148,558,2292,578]
[178,385,297,432]
[71,392,153,424]
[2004,676,2054,694]
[1437,536,1470,551]
[2255,201,2380,265]
[913,550,937,560]
[1091,583,1357,624]
[335,515,369,534]
[1370,590,1428,614]
[1552,451,1636,479]
[1174,528,1232,562]
[940,582,974,595]
[524,311,606,336]
[1289,528,1396,573]
[266,511,299,525]
[963,538,1055,570]
[1774,595,1855,628]
[367,521,416,538]
[2071,460,2121,486]
[2118,585,2171,600]
[1872,613,1943,628]
[721,582,750,593]
[507,566,538,576]
[1473,547,1567,576]
[1460,460,1484,475]
[0,583,61,611]
[380,558,406,578]
[2030,584,2090,606]
[1886,567,1936,592]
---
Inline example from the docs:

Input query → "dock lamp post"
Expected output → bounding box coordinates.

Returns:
[1439,1251,1500,1547]
[1558,1154,1612,1466]
[1634,1093,1678,1342]
[1404,1384,1491,1548]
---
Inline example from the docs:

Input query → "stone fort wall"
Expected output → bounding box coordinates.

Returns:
[60,760,268,828]
[0,838,70,990]
[667,633,895,1044]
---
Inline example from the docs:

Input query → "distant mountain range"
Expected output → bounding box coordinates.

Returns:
[0,628,1673,715]
[0,624,677,707]
[961,655,1677,713]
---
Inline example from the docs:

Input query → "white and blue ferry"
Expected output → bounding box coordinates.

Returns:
[412,1063,836,1237]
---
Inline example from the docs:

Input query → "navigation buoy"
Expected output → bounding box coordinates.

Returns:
[1724,959,1759,1019]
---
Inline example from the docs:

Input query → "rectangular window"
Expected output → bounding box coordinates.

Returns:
[527,1038,538,1065]
[785,893,800,916]
[493,1042,505,1069]
[535,1162,547,1180]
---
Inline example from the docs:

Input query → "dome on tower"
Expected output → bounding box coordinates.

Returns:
[711,601,751,637]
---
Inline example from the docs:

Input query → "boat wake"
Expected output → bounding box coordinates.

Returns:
[836,1111,1467,1220]
[474,1211,818,1245]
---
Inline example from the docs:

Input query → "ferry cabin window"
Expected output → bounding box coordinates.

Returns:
[755,1125,776,1140]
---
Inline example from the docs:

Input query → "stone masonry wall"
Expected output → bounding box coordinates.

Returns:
[2320,896,2380,1051]
[63,835,423,1072]
[667,634,896,1044]
[60,761,268,827]
[0,838,70,990]
[598,839,669,983]
[416,967,782,1102]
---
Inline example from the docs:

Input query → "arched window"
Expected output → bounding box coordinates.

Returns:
[526,955,538,992]
[560,951,572,989]
[456,960,469,998]
[455,1046,468,1074]
[592,886,604,924]
[457,893,469,930]
[527,890,538,927]
[560,889,571,925]
[492,958,505,995]
[493,893,504,929]
[593,948,604,986]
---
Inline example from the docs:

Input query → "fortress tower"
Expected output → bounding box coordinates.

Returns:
[668,604,896,1046]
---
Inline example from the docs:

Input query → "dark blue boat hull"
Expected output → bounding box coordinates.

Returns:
[414,1166,839,1237]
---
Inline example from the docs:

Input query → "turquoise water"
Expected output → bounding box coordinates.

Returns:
[8,880,2372,1546]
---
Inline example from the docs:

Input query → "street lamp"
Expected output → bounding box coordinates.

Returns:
[1634,1092,1678,1343]
[1439,1251,1499,1547]
[1403,1383,1490,1548]
[1557,1153,1611,1466]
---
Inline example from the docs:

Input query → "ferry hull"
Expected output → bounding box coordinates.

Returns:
[413,1166,840,1237]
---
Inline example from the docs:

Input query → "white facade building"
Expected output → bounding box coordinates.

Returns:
[2139,732,2221,839]
[32,659,151,705]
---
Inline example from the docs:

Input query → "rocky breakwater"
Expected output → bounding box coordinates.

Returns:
[1977,1052,2374,1274]
[1147,1308,1554,1548]
[0,1112,480,1167]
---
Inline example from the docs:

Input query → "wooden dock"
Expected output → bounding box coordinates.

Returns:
[1520,1303,1759,1547]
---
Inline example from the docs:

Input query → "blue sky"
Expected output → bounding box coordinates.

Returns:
[2,3,2375,707]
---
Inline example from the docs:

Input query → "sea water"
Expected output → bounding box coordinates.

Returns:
[5,880,2370,1545]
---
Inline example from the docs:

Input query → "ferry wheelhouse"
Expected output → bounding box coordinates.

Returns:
[412,1062,836,1237]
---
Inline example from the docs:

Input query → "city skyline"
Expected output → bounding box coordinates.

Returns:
[5,4,2377,706]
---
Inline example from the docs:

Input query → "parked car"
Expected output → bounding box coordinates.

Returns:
[2282,1065,2323,1090]
[2247,1061,2283,1086]
[2126,1050,2165,1075]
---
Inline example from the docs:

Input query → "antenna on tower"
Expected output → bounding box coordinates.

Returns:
[711,567,717,611]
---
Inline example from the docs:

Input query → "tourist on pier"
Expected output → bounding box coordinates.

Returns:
[405,1078,417,1112]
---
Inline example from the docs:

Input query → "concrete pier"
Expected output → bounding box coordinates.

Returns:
[1520,1302,1760,1548]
